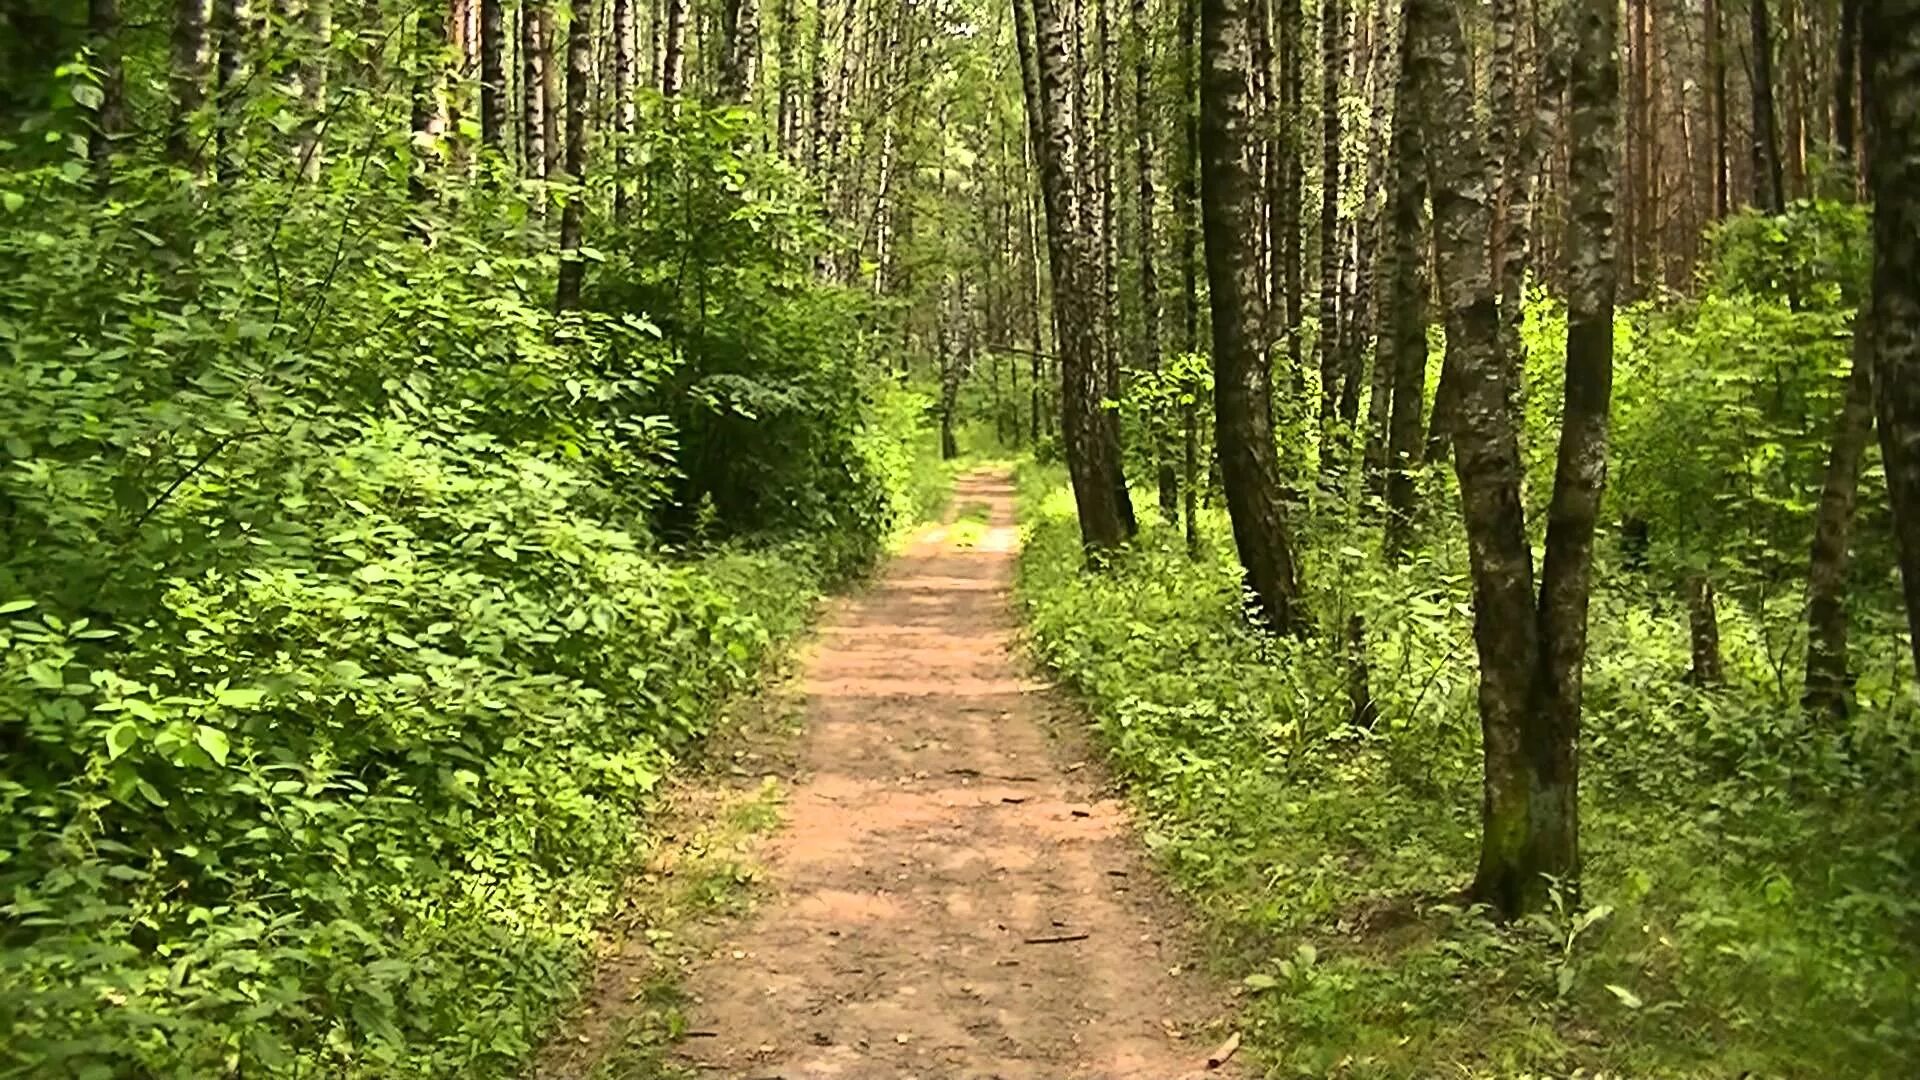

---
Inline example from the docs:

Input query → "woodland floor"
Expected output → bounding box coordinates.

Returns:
[552,471,1242,1078]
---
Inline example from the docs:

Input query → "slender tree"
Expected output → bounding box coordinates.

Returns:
[724,0,762,102]
[212,0,251,178]
[293,0,331,180]
[170,0,213,172]
[524,0,549,177]
[1750,0,1786,212]
[555,3,590,311]
[1317,0,1346,455]
[1134,0,1174,519]
[1867,0,1920,683]
[1023,0,1135,553]
[1837,0,1860,175]
[1200,0,1304,630]
[662,0,690,97]
[1803,333,1876,720]
[1412,0,1617,915]
[480,0,505,148]
[1381,13,1429,555]
[613,0,632,214]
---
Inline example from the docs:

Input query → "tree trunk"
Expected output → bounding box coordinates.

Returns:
[1750,0,1786,212]
[1199,0,1304,630]
[410,2,447,206]
[777,0,798,149]
[1278,0,1303,392]
[1181,0,1203,556]
[1411,0,1539,914]
[1803,332,1875,721]
[807,0,830,170]
[1382,12,1429,559]
[662,0,689,97]
[524,0,549,177]
[480,0,505,147]
[292,0,330,180]
[1095,0,1136,537]
[724,0,761,102]
[213,0,251,179]
[1024,0,1135,553]
[1530,0,1618,911]
[87,0,125,181]
[170,0,212,172]
[1413,0,1615,918]
[1837,0,1859,179]
[1134,0,1175,521]
[1866,0,1920,684]
[1707,0,1728,218]
[555,4,591,311]
[1317,0,1345,457]
[1686,574,1724,685]
[613,0,632,214]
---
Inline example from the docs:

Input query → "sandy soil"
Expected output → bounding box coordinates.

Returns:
[668,471,1241,1080]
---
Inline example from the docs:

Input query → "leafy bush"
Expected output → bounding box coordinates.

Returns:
[0,103,928,1075]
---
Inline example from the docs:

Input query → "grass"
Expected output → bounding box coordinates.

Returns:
[1011,460,1919,1079]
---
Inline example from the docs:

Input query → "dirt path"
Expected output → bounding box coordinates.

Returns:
[670,471,1239,1079]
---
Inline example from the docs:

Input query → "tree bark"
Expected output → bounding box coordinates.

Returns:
[724,0,762,102]
[1200,0,1305,630]
[1837,0,1860,176]
[524,0,549,177]
[1530,0,1618,911]
[1866,0,1920,684]
[1180,0,1203,556]
[170,0,213,172]
[613,0,632,214]
[1750,0,1786,212]
[213,0,251,179]
[1803,332,1875,721]
[556,3,591,311]
[1382,11,1429,559]
[290,0,331,180]
[1412,0,1615,917]
[1411,0,1539,914]
[1278,0,1303,391]
[1317,0,1346,456]
[480,0,505,147]
[662,0,690,97]
[1134,0,1175,520]
[1707,0,1728,218]
[1686,574,1724,685]
[1024,0,1135,554]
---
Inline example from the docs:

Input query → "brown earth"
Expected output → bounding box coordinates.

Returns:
[562,470,1243,1079]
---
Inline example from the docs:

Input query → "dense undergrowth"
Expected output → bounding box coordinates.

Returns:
[0,101,939,1075]
[1015,211,1919,1077]
[1017,461,1919,1076]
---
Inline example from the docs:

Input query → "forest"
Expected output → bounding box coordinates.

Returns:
[0,0,1915,1076]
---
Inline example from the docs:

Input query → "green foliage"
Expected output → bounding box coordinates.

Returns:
[1706,199,1870,311]
[1015,462,1920,1078]
[0,97,930,1078]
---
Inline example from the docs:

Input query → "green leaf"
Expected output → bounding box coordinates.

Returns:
[105,720,139,760]
[1242,973,1279,992]
[215,687,267,710]
[195,726,231,766]
[1606,983,1644,1009]
[0,599,33,615]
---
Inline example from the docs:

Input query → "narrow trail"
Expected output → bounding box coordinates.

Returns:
[673,470,1238,1079]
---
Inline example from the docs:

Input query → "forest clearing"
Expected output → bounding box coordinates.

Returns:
[2,0,1917,1077]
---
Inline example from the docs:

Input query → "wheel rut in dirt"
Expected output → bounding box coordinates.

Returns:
[674,470,1237,1079]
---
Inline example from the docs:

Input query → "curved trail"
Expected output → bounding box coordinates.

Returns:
[674,471,1237,1079]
